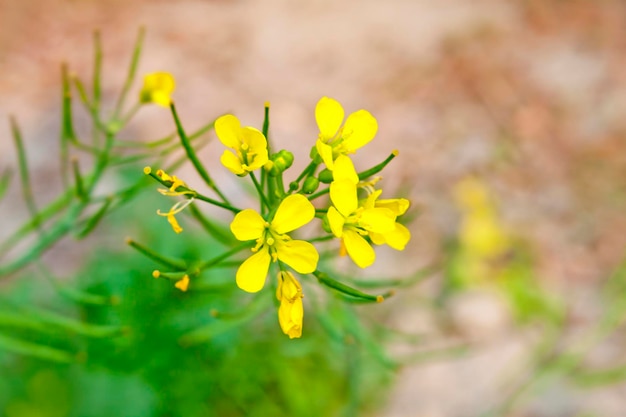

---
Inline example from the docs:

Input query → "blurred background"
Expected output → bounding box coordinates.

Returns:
[1,0,626,416]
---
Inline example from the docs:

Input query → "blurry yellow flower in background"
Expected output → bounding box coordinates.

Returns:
[215,115,269,176]
[276,271,304,339]
[230,194,319,293]
[454,177,509,259]
[315,97,377,170]
[327,156,396,268]
[140,72,175,107]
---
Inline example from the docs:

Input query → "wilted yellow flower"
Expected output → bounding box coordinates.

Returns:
[230,194,319,293]
[157,199,194,234]
[315,96,377,170]
[276,271,303,339]
[174,275,190,292]
[140,72,175,107]
[215,115,269,176]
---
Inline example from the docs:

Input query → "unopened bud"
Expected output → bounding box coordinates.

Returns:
[318,168,333,184]
[302,177,319,194]
[268,150,294,175]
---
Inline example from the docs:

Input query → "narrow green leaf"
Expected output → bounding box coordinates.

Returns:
[0,169,13,202]
[113,26,145,119]
[0,334,75,363]
[10,115,41,232]
[170,103,230,204]
[76,197,112,238]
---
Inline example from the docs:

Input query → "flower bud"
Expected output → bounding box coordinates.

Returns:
[268,150,294,176]
[302,177,320,194]
[318,168,333,184]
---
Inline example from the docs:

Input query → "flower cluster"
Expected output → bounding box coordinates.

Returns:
[143,74,411,338]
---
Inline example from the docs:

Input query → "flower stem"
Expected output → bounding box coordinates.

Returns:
[170,103,231,205]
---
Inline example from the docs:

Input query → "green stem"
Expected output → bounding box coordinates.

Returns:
[197,242,252,271]
[10,116,41,233]
[170,103,231,204]
[312,270,385,303]
[250,171,270,211]
[308,187,329,201]
[113,26,145,120]
[358,150,398,180]
[126,238,187,270]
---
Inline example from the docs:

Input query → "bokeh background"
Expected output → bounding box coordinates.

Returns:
[2,0,626,416]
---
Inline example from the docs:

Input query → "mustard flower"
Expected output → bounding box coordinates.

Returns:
[140,72,175,107]
[366,191,412,251]
[230,194,319,293]
[327,156,396,268]
[215,115,269,176]
[276,271,304,339]
[315,96,378,170]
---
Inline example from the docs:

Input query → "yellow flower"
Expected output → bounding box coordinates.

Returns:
[315,97,378,170]
[367,191,412,251]
[230,194,319,293]
[215,115,269,176]
[327,156,396,268]
[276,271,303,339]
[454,177,509,257]
[140,72,175,107]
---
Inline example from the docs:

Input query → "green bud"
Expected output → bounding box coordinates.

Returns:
[268,150,294,176]
[318,168,333,184]
[302,177,320,194]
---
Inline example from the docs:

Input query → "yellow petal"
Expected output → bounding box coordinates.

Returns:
[220,150,246,176]
[359,207,396,233]
[376,198,410,216]
[230,209,266,241]
[241,127,269,170]
[316,140,334,169]
[279,297,303,339]
[330,179,358,217]
[271,194,315,234]
[343,229,375,268]
[151,91,172,107]
[332,155,358,184]
[342,109,377,152]
[276,239,319,274]
[327,206,345,238]
[369,231,385,246]
[236,247,271,293]
[140,72,175,106]
[215,115,242,149]
[384,223,411,250]
[315,97,344,140]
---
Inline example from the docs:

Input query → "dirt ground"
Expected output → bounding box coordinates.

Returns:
[2,0,626,416]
